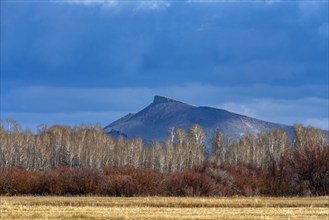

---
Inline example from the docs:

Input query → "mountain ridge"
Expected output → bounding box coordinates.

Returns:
[104,95,292,142]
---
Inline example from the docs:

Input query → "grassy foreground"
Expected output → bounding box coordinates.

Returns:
[1,196,328,219]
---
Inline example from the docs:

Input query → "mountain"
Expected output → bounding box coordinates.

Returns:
[104,95,293,142]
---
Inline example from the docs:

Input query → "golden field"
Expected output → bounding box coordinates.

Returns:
[0,196,328,219]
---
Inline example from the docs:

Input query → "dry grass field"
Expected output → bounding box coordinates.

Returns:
[1,196,328,219]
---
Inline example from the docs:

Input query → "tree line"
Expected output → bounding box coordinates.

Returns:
[0,119,328,196]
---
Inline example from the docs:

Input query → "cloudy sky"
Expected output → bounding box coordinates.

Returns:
[1,0,328,131]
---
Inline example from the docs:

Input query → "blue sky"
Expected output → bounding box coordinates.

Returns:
[1,0,328,131]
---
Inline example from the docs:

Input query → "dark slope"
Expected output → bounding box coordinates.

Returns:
[104,96,292,141]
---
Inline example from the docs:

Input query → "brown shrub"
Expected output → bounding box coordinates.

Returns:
[101,175,138,197]
[164,170,218,196]
[204,166,240,196]
[0,168,41,195]
[40,167,104,195]
[224,165,264,196]
[103,167,164,195]
[283,145,329,196]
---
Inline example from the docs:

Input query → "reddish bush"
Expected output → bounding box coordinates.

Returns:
[282,145,329,196]
[203,166,240,196]
[40,167,104,195]
[102,175,138,197]
[258,159,291,196]
[0,168,41,195]
[164,170,218,196]
[104,167,164,195]
[223,165,264,196]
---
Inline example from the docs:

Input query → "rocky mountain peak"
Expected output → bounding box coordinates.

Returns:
[152,95,180,104]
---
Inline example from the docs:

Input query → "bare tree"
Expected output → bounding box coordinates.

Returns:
[188,124,206,169]
[210,129,225,165]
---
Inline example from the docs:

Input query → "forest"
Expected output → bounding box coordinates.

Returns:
[0,119,328,196]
